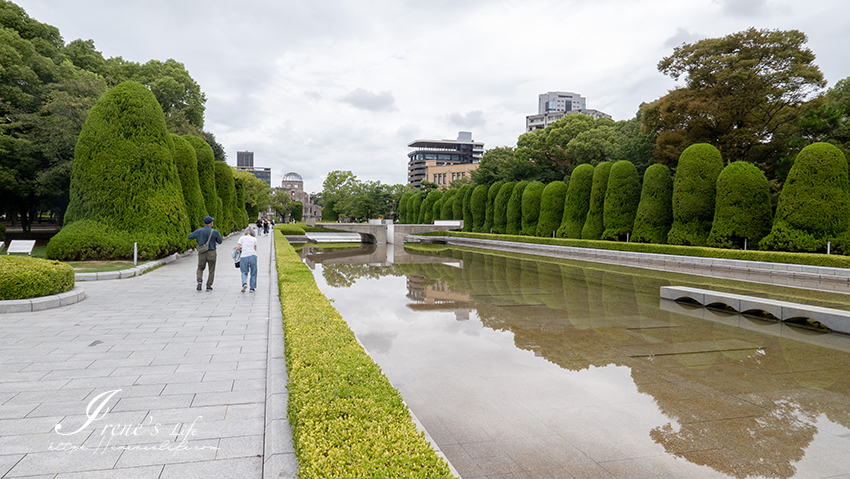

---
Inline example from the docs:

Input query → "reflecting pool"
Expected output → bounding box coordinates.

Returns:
[300,243,850,479]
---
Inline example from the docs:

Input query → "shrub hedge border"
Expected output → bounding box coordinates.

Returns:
[273,230,454,478]
[418,231,850,269]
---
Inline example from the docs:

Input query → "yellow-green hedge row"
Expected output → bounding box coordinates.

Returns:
[0,256,75,300]
[423,231,850,269]
[274,231,454,478]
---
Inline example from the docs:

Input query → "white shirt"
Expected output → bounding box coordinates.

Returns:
[237,235,258,258]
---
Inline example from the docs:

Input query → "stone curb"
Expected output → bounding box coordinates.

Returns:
[264,232,299,477]
[0,286,86,314]
[414,236,850,286]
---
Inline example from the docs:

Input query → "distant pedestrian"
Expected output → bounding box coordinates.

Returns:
[236,227,258,293]
[256,217,263,231]
[263,219,270,235]
[188,216,223,292]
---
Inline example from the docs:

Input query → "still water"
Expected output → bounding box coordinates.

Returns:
[300,243,850,479]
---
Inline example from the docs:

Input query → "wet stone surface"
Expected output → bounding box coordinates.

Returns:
[302,244,850,479]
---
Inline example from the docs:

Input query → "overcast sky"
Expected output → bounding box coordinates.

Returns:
[17,0,850,193]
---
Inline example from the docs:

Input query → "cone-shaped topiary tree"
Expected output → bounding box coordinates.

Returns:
[55,81,189,260]
[506,181,529,235]
[462,185,475,231]
[536,181,568,237]
[440,194,454,220]
[601,161,641,241]
[632,164,673,244]
[170,134,207,231]
[760,143,850,253]
[184,134,220,224]
[213,161,236,233]
[234,177,249,230]
[421,190,442,223]
[708,161,773,249]
[581,162,612,240]
[398,192,412,223]
[667,143,724,246]
[521,181,545,236]
[433,196,445,221]
[471,185,489,232]
[484,182,503,234]
[453,187,466,221]
[410,192,423,224]
[493,182,515,234]
[557,164,594,238]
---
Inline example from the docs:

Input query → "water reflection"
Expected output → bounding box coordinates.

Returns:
[301,244,850,479]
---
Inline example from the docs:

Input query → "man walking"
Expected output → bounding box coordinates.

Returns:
[188,216,223,291]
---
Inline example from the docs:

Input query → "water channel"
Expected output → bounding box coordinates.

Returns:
[299,243,850,479]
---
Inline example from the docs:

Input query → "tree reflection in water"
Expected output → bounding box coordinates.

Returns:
[305,244,850,478]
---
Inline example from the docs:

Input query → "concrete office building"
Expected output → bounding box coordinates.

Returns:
[235,150,272,186]
[525,91,611,132]
[407,131,484,189]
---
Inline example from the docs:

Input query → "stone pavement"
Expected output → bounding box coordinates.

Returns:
[0,231,297,478]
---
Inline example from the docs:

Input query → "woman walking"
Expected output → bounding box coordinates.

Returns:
[236,228,258,293]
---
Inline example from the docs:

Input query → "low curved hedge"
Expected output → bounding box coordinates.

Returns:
[276,224,306,235]
[0,256,75,300]
[47,219,180,261]
[274,232,453,478]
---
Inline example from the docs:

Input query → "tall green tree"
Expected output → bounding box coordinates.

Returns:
[557,164,594,239]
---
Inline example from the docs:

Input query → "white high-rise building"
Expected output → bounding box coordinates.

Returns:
[525,91,611,132]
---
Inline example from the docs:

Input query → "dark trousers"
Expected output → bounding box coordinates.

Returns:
[197,250,217,287]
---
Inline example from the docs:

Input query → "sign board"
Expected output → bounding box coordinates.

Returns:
[6,239,36,255]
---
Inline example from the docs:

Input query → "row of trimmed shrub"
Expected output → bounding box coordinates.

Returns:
[273,230,454,478]
[47,81,250,261]
[0,256,75,300]
[400,142,849,254]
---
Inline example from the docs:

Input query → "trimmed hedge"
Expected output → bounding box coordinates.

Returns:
[521,181,545,236]
[184,135,220,224]
[421,191,442,224]
[536,181,568,237]
[0,256,75,300]
[461,185,474,231]
[708,161,773,249]
[410,192,423,225]
[171,134,208,231]
[440,191,455,220]
[471,184,489,233]
[213,161,236,233]
[46,219,178,261]
[398,192,412,223]
[276,224,306,235]
[428,230,850,269]
[452,187,465,221]
[0,222,5,242]
[761,142,850,253]
[62,80,190,257]
[484,182,503,234]
[557,164,594,239]
[601,160,641,240]
[632,163,673,244]
[493,182,515,234]
[234,177,249,230]
[581,162,612,240]
[274,232,454,478]
[667,143,724,246]
[506,181,529,236]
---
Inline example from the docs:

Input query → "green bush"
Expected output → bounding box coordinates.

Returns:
[451,187,464,221]
[47,219,178,261]
[440,191,455,220]
[410,192,423,224]
[421,191,442,224]
[493,182,515,234]
[520,181,545,236]
[536,181,568,237]
[0,256,75,300]
[760,142,850,253]
[581,162,612,240]
[234,177,249,230]
[708,161,773,249]
[398,192,412,223]
[213,161,236,233]
[557,164,594,239]
[601,161,641,241]
[62,81,190,258]
[632,163,673,244]
[184,134,220,224]
[276,224,306,235]
[246,203,260,223]
[274,234,454,478]
[471,185,489,232]
[170,134,208,231]
[667,143,724,246]
[292,201,303,222]
[461,185,474,230]
[484,182,503,234]
[506,181,529,235]
[432,197,444,221]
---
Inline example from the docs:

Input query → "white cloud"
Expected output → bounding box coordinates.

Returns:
[340,88,399,112]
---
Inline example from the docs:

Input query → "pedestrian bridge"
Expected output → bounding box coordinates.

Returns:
[316,220,462,245]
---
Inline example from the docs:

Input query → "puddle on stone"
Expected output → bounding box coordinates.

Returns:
[300,244,850,479]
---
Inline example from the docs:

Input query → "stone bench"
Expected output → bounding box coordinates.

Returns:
[660,285,850,335]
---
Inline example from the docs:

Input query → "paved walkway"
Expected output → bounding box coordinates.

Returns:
[0,232,297,478]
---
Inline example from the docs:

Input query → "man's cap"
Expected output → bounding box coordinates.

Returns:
[203,216,214,224]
